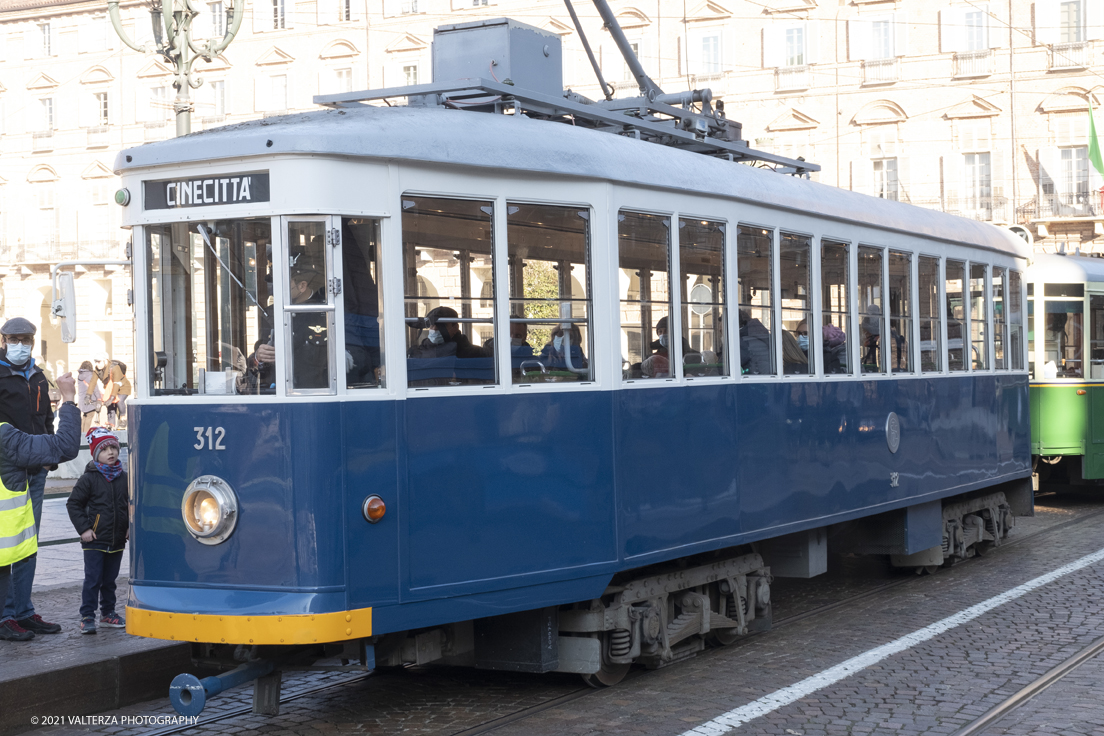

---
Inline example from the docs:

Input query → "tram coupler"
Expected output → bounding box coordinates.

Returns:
[169,659,275,717]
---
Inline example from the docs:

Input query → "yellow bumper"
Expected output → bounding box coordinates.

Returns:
[125,605,372,645]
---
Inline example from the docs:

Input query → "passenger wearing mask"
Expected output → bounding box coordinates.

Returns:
[539,324,588,372]
[649,316,696,360]
[409,306,483,359]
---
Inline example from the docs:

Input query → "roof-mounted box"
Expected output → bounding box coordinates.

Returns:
[432,18,563,99]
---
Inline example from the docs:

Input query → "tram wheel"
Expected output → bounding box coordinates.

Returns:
[914,565,940,576]
[707,628,741,647]
[580,662,630,689]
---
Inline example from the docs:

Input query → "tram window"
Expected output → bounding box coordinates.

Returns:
[780,233,813,376]
[736,226,775,377]
[888,251,912,373]
[946,260,966,372]
[679,218,727,378]
[402,196,496,388]
[1045,283,1084,298]
[1045,299,1084,378]
[970,263,989,370]
[619,211,671,380]
[858,246,885,374]
[146,218,274,397]
[342,218,384,389]
[1091,295,1104,379]
[821,240,850,375]
[993,268,1006,370]
[1010,270,1024,371]
[918,256,941,372]
[284,221,334,392]
[506,204,592,384]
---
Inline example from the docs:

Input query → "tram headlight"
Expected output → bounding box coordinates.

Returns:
[181,476,239,545]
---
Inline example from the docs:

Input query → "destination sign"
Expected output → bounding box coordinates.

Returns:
[144,172,270,210]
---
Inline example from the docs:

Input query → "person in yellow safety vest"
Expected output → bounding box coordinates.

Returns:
[0,372,79,641]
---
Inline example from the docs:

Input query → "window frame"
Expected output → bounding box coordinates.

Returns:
[818,235,857,378]
[917,253,943,374]
[281,215,338,395]
[677,213,730,383]
[617,207,677,386]
[734,221,779,381]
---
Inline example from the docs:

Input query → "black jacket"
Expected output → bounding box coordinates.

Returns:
[0,354,54,437]
[67,462,129,551]
[0,404,80,493]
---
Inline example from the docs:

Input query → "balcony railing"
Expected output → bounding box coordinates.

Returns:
[862,58,899,85]
[943,196,1010,223]
[1039,192,1101,217]
[1050,41,1089,70]
[144,121,170,141]
[87,125,110,147]
[953,49,992,78]
[32,130,53,153]
[775,64,809,91]
[7,240,123,265]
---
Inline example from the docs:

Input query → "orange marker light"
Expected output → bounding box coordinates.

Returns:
[362,495,386,524]
[1078,390,1088,395]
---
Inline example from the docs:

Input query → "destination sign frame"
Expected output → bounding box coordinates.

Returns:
[144,171,270,210]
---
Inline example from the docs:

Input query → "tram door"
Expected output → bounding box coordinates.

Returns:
[282,217,338,395]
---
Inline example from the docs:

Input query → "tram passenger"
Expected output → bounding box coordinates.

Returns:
[738,309,771,375]
[408,306,482,359]
[650,317,696,361]
[822,323,847,373]
[538,324,587,373]
[861,305,882,370]
[782,330,808,375]
[641,353,670,378]
[483,321,535,370]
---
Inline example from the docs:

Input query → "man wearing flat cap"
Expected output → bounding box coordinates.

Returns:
[0,317,61,639]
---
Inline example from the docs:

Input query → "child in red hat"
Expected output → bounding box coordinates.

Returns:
[66,427,128,634]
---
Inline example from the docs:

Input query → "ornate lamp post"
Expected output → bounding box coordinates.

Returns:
[108,0,244,136]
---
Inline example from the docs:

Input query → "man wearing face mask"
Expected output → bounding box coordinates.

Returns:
[482,321,534,375]
[539,324,588,372]
[0,318,62,639]
[649,316,696,361]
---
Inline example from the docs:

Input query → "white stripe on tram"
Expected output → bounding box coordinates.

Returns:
[680,545,1104,736]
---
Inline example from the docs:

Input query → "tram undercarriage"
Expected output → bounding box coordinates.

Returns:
[176,482,1031,715]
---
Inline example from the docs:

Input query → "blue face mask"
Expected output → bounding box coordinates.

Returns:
[658,334,669,349]
[553,335,565,351]
[5,343,31,366]
[797,334,809,351]
[427,329,444,345]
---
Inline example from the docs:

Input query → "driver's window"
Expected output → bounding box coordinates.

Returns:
[285,221,334,392]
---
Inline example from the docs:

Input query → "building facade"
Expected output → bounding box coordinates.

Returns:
[0,0,1097,375]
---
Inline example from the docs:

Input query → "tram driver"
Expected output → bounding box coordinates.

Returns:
[247,265,329,390]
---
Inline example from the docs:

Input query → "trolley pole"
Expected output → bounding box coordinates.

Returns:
[108,0,244,137]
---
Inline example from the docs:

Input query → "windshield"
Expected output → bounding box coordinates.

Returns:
[147,218,274,395]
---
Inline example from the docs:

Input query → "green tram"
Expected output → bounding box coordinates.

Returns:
[1028,253,1104,488]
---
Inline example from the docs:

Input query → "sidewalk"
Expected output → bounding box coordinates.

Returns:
[0,481,190,736]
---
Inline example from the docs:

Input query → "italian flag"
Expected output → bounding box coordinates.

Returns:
[1090,100,1104,199]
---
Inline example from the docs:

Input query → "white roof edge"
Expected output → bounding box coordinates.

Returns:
[1026,253,1104,282]
[115,105,1028,259]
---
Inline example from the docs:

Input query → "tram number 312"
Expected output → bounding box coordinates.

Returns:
[193,427,227,451]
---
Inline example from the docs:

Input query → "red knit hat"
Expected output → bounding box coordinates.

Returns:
[86,427,119,462]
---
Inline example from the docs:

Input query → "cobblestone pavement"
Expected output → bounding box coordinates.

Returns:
[12,493,1104,736]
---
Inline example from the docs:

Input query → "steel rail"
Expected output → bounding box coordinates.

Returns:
[948,634,1104,736]
[129,502,1104,736]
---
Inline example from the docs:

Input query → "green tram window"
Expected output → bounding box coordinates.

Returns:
[1091,295,1104,379]
[1045,283,1085,298]
[1043,300,1084,378]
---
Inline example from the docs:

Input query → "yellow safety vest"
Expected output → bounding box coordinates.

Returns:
[0,423,37,567]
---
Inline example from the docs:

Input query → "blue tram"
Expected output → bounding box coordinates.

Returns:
[112,17,1032,712]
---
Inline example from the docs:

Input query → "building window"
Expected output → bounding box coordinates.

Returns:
[152,86,170,121]
[272,0,286,29]
[270,75,288,110]
[335,68,352,93]
[785,27,804,66]
[39,23,52,57]
[701,35,721,73]
[342,0,352,20]
[401,0,418,11]
[471,0,488,5]
[964,152,992,216]
[964,10,987,50]
[871,19,893,59]
[403,64,418,86]
[210,2,225,36]
[873,158,898,201]
[1061,0,1083,43]
[35,183,57,247]
[94,92,110,126]
[209,80,226,116]
[39,98,54,131]
[1061,146,1089,205]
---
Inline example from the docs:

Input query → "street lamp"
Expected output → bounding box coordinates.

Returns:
[108,0,244,137]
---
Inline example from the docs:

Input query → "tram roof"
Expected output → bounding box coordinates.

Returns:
[1026,253,1104,283]
[117,104,1028,259]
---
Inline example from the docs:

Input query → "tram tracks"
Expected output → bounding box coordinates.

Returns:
[138,503,1104,736]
